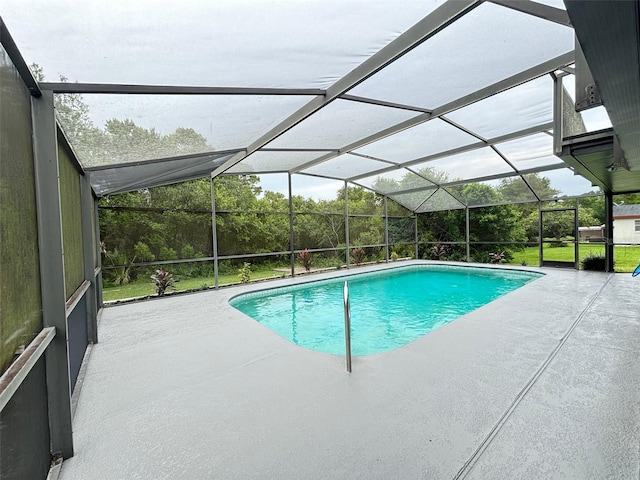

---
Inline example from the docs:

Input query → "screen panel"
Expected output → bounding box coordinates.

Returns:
[353,118,479,163]
[349,2,572,109]
[446,75,554,140]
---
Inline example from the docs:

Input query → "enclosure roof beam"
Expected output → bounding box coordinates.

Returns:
[39,83,326,96]
[339,94,433,114]
[488,0,572,27]
[439,116,488,144]
[258,148,338,153]
[210,0,483,179]
[84,149,242,172]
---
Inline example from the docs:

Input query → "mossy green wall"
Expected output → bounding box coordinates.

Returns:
[0,46,43,373]
[58,142,84,299]
[91,195,97,269]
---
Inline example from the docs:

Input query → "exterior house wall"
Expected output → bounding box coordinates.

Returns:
[613,217,640,244]
[578,226,604,242]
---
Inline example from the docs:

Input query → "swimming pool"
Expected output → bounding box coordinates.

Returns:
[230,264,542,355]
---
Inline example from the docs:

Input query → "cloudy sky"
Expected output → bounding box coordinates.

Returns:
[1,0,610,200]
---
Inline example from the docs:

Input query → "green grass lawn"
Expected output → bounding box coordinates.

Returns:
[103,245,640,302]
[102,267,285,302]
[507,244,640,272]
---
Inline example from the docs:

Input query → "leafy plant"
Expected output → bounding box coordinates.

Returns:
[104,247,136,285]
[581,255,607,271]
[390,251,400,261]
[299,249,312,272]
[238,262,252,283]
[489,251,505,264]
[431,243,449,260]
[150,269,176,296]
[351,247,365,265]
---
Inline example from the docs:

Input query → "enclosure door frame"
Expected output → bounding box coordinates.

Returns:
[539,206,579,269]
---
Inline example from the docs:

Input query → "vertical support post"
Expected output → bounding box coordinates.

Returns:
[31,90,74,458]
[538,201,544,267]
[344,181,350,269]
[604,191,614,272]
[80,175,98,344]
[288,173,295,277]
[384,195,389,262]
[574,198,580,270]
[210,175,219,288]
[552,72,564,156]
[414,213,419,259]
[465,207,471,262]
[94,199,103,309]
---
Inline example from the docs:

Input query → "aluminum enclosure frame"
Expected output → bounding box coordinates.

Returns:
[26,1,586,213]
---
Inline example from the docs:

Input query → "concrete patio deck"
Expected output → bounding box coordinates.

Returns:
[60,262,639,479]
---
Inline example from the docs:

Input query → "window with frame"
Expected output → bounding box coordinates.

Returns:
[635,219,640,232]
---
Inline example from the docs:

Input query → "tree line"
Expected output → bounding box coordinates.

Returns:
[98,172,610,286]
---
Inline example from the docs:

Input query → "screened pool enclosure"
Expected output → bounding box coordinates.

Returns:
[1,0,640,478]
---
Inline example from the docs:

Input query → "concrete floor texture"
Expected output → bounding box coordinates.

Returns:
[60,261,639,480]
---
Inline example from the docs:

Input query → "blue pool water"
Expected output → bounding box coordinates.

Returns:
[230,265,542,355]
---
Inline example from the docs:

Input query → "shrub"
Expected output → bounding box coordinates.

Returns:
[299,249,312,272]
[159,246,178,261]
[150,269,176,296]
[431,243,449,260]
[546,239,565,248]
[581,255,607,271]
[238,262,252,283]
[390,251,399,261]
[351,247,365,265]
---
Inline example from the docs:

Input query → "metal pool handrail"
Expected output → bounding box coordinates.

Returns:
[343,281,352,373]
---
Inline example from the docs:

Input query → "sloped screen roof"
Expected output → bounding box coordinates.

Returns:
[1,0,603,209]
